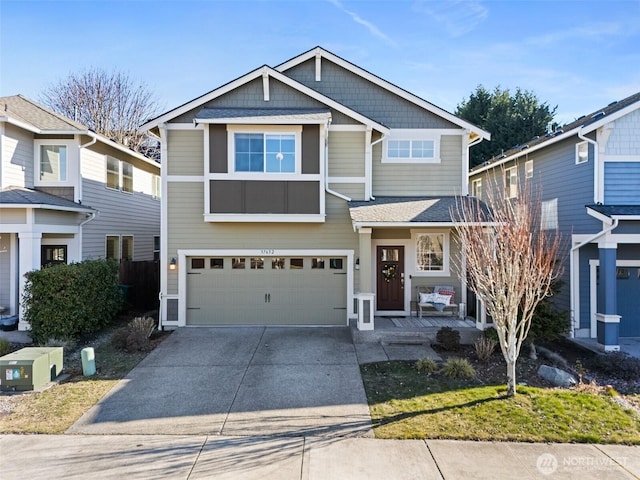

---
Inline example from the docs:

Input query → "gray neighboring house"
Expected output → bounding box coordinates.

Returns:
[0,95,161,330]
[469,92,640,351]
[141,46,491,330]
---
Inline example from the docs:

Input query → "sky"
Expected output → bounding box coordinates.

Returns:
[1,0,639,126]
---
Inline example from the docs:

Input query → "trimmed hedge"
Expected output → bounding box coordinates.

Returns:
[23,259,123,344]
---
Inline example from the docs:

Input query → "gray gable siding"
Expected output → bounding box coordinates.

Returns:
[171,78,357,125]
[285,59,458,129]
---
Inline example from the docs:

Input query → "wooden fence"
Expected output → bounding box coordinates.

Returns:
[118,260,160,311]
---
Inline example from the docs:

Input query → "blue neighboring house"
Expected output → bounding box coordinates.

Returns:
[469,92,640,352]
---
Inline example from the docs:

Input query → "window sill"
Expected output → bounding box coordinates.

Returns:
[381,157,441,164]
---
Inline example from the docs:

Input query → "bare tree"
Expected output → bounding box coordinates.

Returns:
[453,177,562,396]
[40,68,160,155]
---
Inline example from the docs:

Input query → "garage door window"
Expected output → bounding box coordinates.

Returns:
[330,258,343,269]
[191,258,205,269]
[272,258,285,269]
[290,258,303,269]
[251,258,265,269]
[312,258,325,269]
[211,258,224,269]
[232,258,246,269]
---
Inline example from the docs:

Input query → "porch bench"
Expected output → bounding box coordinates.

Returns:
[416,286,458,317]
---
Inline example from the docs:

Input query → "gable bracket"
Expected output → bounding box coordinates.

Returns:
[262,67,270,102]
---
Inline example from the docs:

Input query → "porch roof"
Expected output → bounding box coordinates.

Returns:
[587,204,640,219]
[348,196,492,227]
[0,186,94,213]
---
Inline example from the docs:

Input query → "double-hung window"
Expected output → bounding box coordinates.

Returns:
[230,126,301,174]
[106,156,133,193]
[106,235,134,261]
[505,166,518,199]
[383,129,440,164]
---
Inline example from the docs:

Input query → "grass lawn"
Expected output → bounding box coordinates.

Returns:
[361,361,640,444]
[0,334,160,434]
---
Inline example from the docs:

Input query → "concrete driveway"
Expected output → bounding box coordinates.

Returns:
[68,327,373,437]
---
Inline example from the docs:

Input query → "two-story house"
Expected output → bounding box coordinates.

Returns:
[0,95,161,330]
[141,47,490,330]
[469,92,640,351]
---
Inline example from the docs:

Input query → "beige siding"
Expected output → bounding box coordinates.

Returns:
[328,131,365,177]
[0,209,26,224]
[166,182,357,294]
[2,124,34,188]
[80,147,160,260]
[372,135,463,196]
[327,183,365,200]
[35,210,83,226]
[167,130,204,176]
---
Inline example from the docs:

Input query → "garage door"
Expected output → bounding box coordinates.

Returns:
[186,256,347,326]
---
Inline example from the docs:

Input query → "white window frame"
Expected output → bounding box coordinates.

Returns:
[34,140,75,187]
[106,156,134,193]
[411,230,450,276]
[525,160,533,179]
[576,141,589,164]
[382,129,441,164]
[105,234,134,261]
[541,198,558,230]
[121,235,134,261]
[505,166,518,199]
[227,125,303,178]
[471,178,482,198]
[152,174,161,200]
[105,235,120,260]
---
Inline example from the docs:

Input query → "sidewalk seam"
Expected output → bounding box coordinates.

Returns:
[185,435,209,480]
[593,445,640,479]
[424,440,446,480]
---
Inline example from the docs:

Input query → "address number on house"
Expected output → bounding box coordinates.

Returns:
[260,249,275,255]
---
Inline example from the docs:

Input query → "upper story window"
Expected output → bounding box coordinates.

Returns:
[505,166,518,199]
[106,156,133,193]
[39,145,67,182]
[576,141,589,164]
[525,160,533,179]
[382,129,440,164]
[228,126,302,175]
[471,178,482,199]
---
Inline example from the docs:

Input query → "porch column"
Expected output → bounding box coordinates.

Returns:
[356,227,375,330]
[596,243,620,351]
[18,232,42,331]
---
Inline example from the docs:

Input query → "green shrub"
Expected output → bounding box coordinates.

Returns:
[474,336,497,362]
[0,338,9,356]
[483,327,499,343]
[22,259,122,344]
[436,326,460,351]
[415,357,439,374]
[442,357,475,379]
[112,316,156,353]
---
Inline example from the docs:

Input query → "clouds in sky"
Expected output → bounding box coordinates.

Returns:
[326,0,397,45]
[413,0,489,37]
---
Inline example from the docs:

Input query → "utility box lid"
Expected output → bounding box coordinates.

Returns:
[0,347,64,392]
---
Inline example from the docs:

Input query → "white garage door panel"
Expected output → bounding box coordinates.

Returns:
[186,257,347,326]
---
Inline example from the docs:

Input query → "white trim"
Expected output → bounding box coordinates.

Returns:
[410,229,451,276]
[601,155,640,162]
[141,65,389,134]
[381,129,441,164]
[0,224,80,235]
[364,127,372,200]
[575,141,589,164]
[275,48,490,141]
[353,221,496,229]
[584,101,640,134]
[164,123,205,130]
[34,139,77,187]
[159,124,169,329]
[588,259,640,337]
[167,175,205,182]
[209,173,321,182]
[315,50,322,81]
[329,124,367,132]
[0,203,93,213]
[505,165,518,199]
[204,214,326,223]
[203,124,210,216]
[462,131,470,195]
[525,159,534,178]
[199,116,330,125]
[328,176,366,184]
[0,116,41,134]
[176,248,355,327]
[262,67,270,101]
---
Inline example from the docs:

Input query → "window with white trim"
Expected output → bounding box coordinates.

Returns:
[383,129,440,163]
[576,141,589,164]
[228,126,301,174]
[38,145,68,182]
[106,235,134,261]
[415,232,447,272]
[525,160,533,178]
[106,156,133,193]
[152,174,161,200]
[505,166,518,198]
[471,178,482,199]
[541,198,558,230]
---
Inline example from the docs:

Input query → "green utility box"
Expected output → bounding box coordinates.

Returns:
[0,347,64,392]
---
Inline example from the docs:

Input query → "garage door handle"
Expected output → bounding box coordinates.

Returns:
[267,293,271,303]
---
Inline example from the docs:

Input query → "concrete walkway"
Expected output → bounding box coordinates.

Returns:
[0,434,638,479]
[69,327,372,437]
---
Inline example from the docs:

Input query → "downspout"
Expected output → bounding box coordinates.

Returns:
[324,118,351,201]
[368,132,386,201]
[577,126,599,204]
[569,217,618,338]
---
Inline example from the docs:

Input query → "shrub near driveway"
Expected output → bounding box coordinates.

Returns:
[360,361,640,444]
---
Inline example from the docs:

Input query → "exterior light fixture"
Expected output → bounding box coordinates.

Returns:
[169,257,177,270]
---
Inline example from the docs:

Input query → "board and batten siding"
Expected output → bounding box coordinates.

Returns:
[372,135,463,196]
[2,123,34,188]
[80,147,160,261]
[167,130,204,176]
[165,182,358,294]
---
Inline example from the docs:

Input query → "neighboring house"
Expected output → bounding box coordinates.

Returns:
[469,92,640,351]
[142,47,490,330]
[0,95,161,330]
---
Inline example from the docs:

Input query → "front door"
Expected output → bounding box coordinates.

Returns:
[376,246,404,310]
[618,267,640,337]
